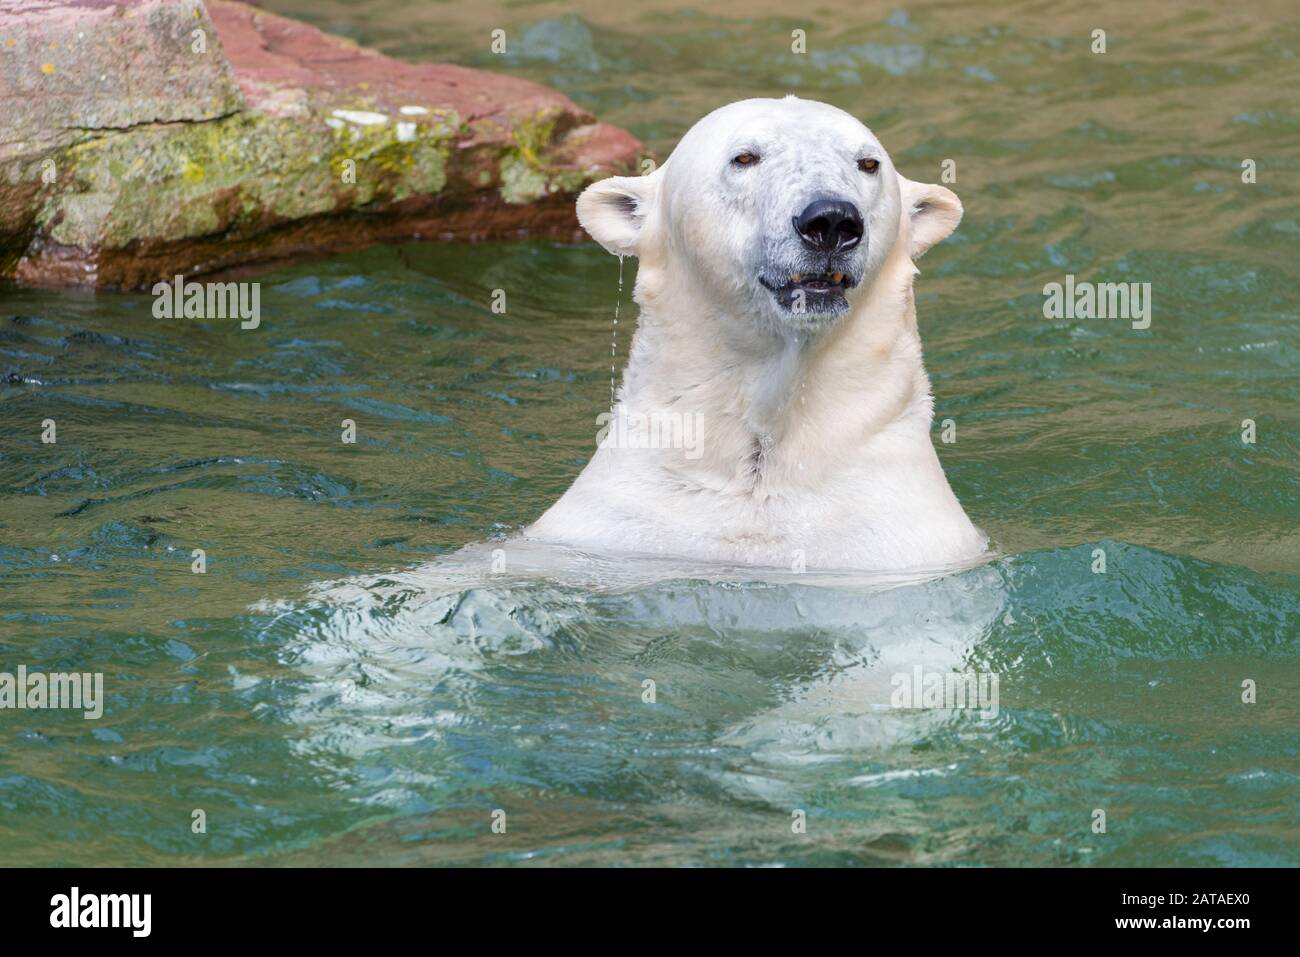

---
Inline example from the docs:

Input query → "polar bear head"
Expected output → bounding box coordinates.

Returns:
[577,96,962,333]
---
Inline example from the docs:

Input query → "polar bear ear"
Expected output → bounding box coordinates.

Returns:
[576,172,657,257]
[898,175,963,259]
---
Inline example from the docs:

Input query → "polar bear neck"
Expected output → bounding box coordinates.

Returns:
[528,240,984,569]
[616,241,933,487]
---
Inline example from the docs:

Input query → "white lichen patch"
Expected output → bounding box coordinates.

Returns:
[331,109,388,126]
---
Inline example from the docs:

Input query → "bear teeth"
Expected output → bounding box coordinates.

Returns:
[787,272,846,287]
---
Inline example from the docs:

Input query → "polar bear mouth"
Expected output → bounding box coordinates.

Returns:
[761,271,856,293]
[758,272,858,312]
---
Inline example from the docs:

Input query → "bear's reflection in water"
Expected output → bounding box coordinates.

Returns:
[256,540,1006,804]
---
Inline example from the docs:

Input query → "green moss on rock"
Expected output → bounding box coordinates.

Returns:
[46,108,456,247]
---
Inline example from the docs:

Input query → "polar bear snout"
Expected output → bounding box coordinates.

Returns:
[758,195,868,317]
[792,197,864,254]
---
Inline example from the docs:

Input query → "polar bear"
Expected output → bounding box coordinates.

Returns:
[527,96,989,572]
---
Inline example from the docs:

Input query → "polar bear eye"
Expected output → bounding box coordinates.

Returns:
[731,151,760,168]
[858,158,880,174]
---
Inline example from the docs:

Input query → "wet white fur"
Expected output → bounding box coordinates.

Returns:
[528,96,987,572]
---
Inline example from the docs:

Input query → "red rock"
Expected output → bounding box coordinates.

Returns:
[0,0,645,289]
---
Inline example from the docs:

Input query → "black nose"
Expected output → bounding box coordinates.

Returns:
[792,199,864,253]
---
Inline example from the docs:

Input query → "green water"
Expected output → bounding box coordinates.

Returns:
[2,0,1298,865]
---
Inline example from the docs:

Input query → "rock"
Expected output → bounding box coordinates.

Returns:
[0,0,645,289]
